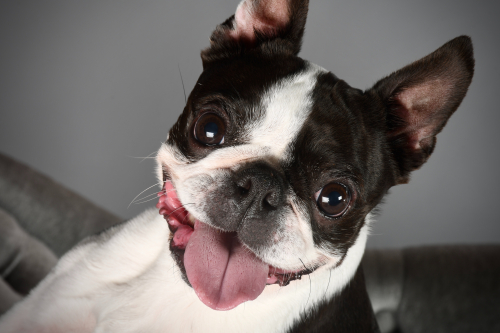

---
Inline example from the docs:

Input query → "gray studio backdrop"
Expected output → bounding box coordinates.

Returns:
[1,0,499,248]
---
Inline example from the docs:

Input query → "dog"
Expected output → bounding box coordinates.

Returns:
[0,0,474,332]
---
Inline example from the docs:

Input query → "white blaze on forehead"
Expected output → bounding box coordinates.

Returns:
[153,62,363,279]
[156,62,328,184]
[247,62,326,161]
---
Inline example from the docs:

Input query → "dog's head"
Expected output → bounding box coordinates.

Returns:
[156,0,473,310]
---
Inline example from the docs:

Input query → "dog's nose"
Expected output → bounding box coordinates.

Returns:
[233,163,285,219]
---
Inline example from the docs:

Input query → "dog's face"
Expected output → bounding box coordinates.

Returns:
[156,0,473,311]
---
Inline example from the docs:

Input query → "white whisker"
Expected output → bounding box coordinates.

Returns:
[133,196,165,205]
[126,151,158,163]
[131,188,177,205]
[128,183,163,208]
[165,203,196,219]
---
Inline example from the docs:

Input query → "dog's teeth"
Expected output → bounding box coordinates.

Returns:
[183,214,195,227]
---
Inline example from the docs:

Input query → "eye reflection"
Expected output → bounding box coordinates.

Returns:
[317,182,350,217]
[204,122,218,138]
[194,112,226,145]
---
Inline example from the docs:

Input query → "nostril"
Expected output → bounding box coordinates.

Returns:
[237,179,251,196]
[234,164,285,213]
[263,191,279,209]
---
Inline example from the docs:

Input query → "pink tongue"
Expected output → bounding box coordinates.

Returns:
[184,221,269,310]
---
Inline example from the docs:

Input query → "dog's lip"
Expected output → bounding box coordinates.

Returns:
[156,180,315,286]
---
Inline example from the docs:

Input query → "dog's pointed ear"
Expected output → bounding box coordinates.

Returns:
[201,0,309,65]
[369,36,474,183]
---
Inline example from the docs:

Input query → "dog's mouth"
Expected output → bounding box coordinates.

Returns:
[156,180,312,311]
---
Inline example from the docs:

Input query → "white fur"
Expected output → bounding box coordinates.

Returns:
[156,62,331,271]
[156,62,326,180]
[0,60,371,333]
[0,210,372,333]
[247,62,326,161]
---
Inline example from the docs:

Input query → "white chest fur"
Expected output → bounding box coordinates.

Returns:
[0,209,369,333]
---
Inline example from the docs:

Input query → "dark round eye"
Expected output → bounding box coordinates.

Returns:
[317,182,351,217]
[194,113,226,146]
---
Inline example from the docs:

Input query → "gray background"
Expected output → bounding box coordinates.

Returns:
[1,0,499,248]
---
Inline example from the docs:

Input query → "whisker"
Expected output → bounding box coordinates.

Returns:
[325,268,332,299]
[299,258,312,308]
[177,64,187,103]
[165,203,196,220]
[229,81,241,100]
[128,183,164,208]
[133,195,166,205]
[180,212,191,225]
[126,151,158,163]
[131,188,177,205]
[132,190,165,203]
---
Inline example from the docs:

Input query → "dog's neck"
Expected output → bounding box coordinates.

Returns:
[90,210,370,333]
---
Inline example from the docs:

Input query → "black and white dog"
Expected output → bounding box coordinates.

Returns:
[0,0,474,332]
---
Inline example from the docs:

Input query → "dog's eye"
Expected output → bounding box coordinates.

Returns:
[194,113,226,146]
[316,183,350,217]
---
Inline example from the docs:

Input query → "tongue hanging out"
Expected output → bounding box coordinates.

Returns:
[158,181,271,310]
[184,220,269,310]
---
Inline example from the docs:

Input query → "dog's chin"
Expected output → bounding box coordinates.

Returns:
[156,180,313,311]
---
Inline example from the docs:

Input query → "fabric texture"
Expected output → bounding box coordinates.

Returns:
[0,153,122,315]
[0,153,122,256]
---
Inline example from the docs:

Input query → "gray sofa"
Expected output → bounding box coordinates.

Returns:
[1,153,499,332]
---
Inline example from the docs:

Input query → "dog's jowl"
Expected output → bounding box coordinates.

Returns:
[0,0,474,332]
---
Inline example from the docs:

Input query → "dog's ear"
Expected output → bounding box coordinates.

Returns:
[369,36,474,183]
[201,0,309,65]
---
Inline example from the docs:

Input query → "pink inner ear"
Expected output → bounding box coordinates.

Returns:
[229,0,290,43]
[394,79,453,150]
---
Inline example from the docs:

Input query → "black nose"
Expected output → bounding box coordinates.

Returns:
[234,163,285,219]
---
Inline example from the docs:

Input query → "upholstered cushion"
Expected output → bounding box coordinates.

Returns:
[363,246,500,333]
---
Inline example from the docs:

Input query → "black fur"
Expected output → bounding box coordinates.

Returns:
[289,266,380,333]
[201,0,310,65]
[369,36,474,183]
[167,55,308,161]
[164,0,474,331]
